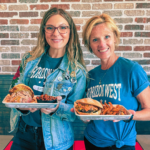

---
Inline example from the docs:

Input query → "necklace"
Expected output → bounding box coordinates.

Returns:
[99,56,117,85]
[99,70,109,84]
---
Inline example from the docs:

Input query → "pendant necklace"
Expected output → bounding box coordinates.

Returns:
[99,69,109,84]
[99,57,116,85]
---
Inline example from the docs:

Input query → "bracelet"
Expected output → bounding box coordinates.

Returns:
[123,114,134,123]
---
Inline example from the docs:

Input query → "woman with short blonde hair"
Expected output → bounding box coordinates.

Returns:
[81,14,150,150]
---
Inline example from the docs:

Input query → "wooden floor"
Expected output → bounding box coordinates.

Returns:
[0,135,150,150]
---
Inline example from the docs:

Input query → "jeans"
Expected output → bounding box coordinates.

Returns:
[11,118,73,150]
[11,118,45,150]
[84,137,135,150]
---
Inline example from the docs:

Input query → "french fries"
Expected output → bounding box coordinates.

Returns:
[100,101,128,115]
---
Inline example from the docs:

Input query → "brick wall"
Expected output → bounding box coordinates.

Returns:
[0,0,150,74]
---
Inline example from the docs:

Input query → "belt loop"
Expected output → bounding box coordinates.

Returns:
[33,126,38,133]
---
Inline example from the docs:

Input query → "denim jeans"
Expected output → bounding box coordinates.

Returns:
[11,118,45,150]
[84,137,135,150]
[11,118,73,150]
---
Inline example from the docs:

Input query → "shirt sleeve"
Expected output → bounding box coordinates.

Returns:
[130,63,150,97]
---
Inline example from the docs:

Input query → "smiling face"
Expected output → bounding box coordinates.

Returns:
[90,23,116,61]
[45,14,70,55]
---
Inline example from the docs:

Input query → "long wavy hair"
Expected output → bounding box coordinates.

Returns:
[82,13,120,53]
[25,7,86,70]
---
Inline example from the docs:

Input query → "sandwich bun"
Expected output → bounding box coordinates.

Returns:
[9,84,34,98]
[74,98,103,115]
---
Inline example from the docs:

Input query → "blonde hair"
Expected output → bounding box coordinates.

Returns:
[82,13,120,53]
[25,7,86,70]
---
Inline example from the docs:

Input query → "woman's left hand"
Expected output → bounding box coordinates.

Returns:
[41,96,62,115]
[113,109,136,122]
[104,109,136,122]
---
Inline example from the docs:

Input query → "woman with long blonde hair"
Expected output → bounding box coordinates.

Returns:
[10,7,86,150]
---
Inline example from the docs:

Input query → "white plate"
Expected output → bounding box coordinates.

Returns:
[74,104,132,121]
[2,102,58,108]
[2,94,58,108]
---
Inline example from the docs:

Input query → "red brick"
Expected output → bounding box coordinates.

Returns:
[120,32,133,37]
[125,0,145,1]
[19,12,38,17]
[84,60,90,65]
[51,4,70,10]
[40,0,58,1]
[0,0,17,3]
[9,5,28,11]
[144,53,150,58]
[116,46,132,51]
[104,0,123,1]
[0,4,7,10]
[135,18,150,23]
[0,33,9,38]
[61,0,80,1]
[31,33,38,38]
[92,60,101,65]
[136,3,150,8]
[72,4,91,10]
[2,66,18,72]
[73,18,89,24]
[0,20,8,24]
[124,10,144,16]
[135,59,150,65]
[0,12,17,17]
[134,46,150,51]
[30,5,49,10]
[12,60,21,65]
[10,19,29,24]
[76,25,81,31]
[30,19,42,24]
[135,32,150,37]
[1,40,19,45]
[125,25,144,30]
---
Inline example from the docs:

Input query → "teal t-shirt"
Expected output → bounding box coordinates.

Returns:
[22,53,63,127]
[85,57,149,148]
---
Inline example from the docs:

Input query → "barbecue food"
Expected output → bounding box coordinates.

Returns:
[4,84,36,103]
[101,102,128,115]
[74,98,103,115]
[9,84,34,98]
[36,94,57,103]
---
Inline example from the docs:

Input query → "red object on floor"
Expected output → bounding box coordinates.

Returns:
[4,141,13,150]
[73,140,143,150]
[135,141,143,150]
[73,141,85,150]
[4,140,143,150]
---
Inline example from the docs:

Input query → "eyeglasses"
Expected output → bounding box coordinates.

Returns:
[44,25,70,34]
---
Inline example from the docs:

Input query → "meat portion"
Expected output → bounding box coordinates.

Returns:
[36,94,57,101]
[10,91,32,103]
[75,103,99,113]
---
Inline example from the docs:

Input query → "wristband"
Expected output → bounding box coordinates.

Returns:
[123,114,134,123]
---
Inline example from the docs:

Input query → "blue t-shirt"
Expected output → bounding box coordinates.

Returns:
[85,57,149,148]
[22,53,63,127]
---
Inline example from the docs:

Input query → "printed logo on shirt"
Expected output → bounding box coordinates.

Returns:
[33,85,44,92]
[86,83,121,101]
[30,66,54,79]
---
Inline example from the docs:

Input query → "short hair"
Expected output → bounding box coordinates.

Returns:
[82,13,120,53]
